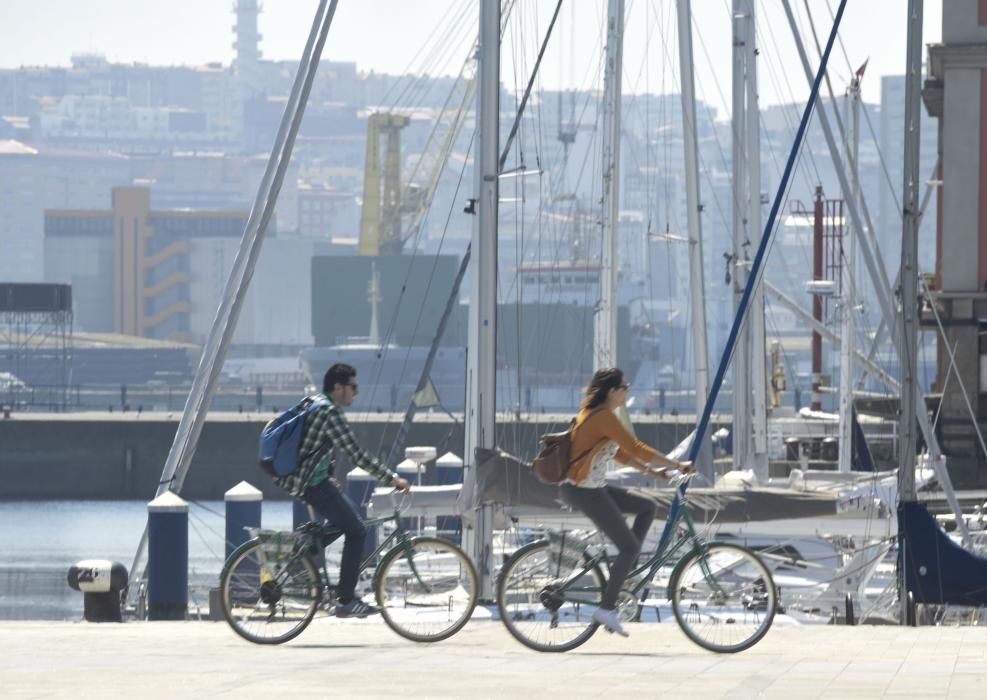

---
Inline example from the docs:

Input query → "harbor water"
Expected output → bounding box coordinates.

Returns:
[0,500,295,620]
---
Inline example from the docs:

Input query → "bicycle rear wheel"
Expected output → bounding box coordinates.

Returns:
[497,540,605,653]
[374,536,479,643]
[670,543,777,653]
[220,539,321,645]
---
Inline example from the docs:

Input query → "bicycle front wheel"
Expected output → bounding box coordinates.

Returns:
[374,536,479,643]
[670,543,777,653]
[497,540,605,653]
[220,539,321,645]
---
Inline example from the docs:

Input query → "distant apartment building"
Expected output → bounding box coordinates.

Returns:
[0,139,129,282]
[37,94,225,149]
[129,151,299,230]
[0,55,238,137]
[44,187,321,347]
[297,181,359,239]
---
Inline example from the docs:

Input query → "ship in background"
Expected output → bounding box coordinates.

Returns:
[297,38,672,416]
[298,248,644,414]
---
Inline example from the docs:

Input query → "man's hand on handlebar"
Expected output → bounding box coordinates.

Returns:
[391,476,411,494]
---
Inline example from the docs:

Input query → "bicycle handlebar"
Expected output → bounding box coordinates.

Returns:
[388,488,411,513]
[665,470,697,489]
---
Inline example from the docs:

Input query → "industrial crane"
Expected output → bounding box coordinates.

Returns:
[357,0,516,256]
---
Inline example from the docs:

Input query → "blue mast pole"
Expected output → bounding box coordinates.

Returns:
[656,0,849,547]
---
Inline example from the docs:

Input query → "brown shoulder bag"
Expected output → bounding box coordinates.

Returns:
[531,409,602,484]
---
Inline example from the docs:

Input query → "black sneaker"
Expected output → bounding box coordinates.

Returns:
[335,599,382,618]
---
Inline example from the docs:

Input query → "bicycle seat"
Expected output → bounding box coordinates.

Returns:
[294,520,325,535]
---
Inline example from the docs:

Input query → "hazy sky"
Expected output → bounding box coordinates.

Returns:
[0,0,944,110]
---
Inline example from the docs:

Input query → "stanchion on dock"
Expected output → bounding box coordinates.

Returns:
[147,491,188,621]
[396,458,420,533]
[406,447,437,535]
[347,467,377,558]
[435,451,463,543]
[405,446,437,486]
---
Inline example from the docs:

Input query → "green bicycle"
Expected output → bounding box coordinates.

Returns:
[220,494,479,645]
[497,473,778,653]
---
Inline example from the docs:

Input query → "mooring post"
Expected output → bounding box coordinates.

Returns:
[147,491,188,620]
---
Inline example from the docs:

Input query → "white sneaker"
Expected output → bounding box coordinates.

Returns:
[592,607,629,637]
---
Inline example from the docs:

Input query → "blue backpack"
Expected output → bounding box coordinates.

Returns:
[258,396,329,478]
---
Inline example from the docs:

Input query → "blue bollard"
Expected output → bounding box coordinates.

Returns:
[347,467,378,558]
[225,481,262,560]
[147,491,188,621]
[214,482,263,620]
[435,451,464,543]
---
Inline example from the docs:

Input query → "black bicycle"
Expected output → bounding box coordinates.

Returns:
[220,494,478,645]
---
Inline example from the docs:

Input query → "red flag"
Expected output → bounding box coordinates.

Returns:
[855,58,869,78]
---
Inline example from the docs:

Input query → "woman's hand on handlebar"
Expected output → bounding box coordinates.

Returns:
[646,460,693,480]
[644,464,673,480]
[391,476,411,494]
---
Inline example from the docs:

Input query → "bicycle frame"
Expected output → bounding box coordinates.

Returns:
[262,508,430,599]
[357,510,410,569]
[550,486,717,605]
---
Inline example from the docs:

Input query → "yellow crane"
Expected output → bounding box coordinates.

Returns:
[357,0,516,257]
[358,112,409,256]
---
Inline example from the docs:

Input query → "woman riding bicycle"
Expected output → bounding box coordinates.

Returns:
[562,367,692,637]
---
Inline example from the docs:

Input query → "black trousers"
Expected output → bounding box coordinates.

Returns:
[303,479,367,603]
[560,483,658,609]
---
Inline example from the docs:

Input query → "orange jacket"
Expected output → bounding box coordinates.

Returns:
[566,406,662,484]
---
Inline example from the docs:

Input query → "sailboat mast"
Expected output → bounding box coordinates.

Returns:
[462,0,500,600]
[731,0,752,473]
[594,0,624,370]
[126,0,339,603]
[897,0,924,625]
[898,0,923,501]
[839,75,862,473]
[745,0,769,481]
[676,0,712,480]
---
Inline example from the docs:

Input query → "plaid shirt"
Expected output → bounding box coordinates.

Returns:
[275,393,396,498]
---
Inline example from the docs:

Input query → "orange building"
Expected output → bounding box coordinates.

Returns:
[45,187,257,341]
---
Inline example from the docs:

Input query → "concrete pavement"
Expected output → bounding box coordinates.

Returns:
[1,617,985,698]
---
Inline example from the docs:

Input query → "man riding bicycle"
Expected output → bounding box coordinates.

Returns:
[271,362,411,618]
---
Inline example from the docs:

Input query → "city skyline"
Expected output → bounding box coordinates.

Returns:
[0,0,944,111]
[0,0,946,415]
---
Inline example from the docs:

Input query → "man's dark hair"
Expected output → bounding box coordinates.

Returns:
[323,363,357,395]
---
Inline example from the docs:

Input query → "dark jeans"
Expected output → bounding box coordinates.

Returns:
[303,479,367,603]
[560,483,658,609]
